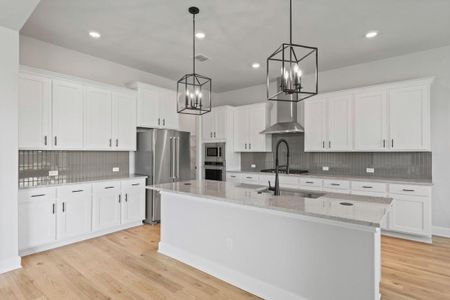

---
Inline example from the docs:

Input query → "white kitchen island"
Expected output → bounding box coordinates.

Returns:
[149,180,392,300]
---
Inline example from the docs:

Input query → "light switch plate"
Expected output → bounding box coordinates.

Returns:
[113,167,120,172]
[322,166,329,171]
[251,164,256,168]
[48,170,58,176]
[366,168,375,173]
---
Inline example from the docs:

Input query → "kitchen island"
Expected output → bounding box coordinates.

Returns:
[149,180,392,300]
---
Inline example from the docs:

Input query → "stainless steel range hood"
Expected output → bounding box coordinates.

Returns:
[260,100,304,134]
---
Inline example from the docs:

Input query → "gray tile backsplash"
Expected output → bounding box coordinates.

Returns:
[19,150,129,188]
[241,134,432,180]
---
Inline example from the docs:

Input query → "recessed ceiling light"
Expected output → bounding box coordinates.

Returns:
[195,32,205,39]
[365,31,378,39]
[252,62,260,69]
[89,31,101,39]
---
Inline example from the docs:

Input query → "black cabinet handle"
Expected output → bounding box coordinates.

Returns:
[52,203,55,214]
[119,194,121,203]
[109,139,112,147]
[305,181,314,184]
[362,186,373,189]
[322,141,325,148]
[31,194,46,198]
[72,190,84,193]
[62,202,65,213]
[131,183,140,186]
[331,183,340,186]
[383,139,386,148]
[125,194,128,202]
[104,186,115,189]
[246,177,253,179]
[44,135,48,146]
[402,189,415,192]
[54,136,58,146]
[116,139,119,147]
[391,139,394,148]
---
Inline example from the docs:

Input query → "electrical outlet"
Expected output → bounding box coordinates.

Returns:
[366,168,375,173]
[226,238,233,251]
[112,167,120,172]
[48,170,58,176]
[251,164,256,168]
[322,166,329,171]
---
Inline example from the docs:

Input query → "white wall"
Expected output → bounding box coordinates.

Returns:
[0,26,21,273]
[217,45,450,232]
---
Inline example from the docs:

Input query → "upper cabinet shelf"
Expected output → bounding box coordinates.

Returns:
[304,78,433,152]
[18,68,137,151]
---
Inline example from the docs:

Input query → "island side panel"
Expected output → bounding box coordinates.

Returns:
[159,192,380,300]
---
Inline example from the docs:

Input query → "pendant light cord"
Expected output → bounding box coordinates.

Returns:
[290,0,292,45]
[193,13,196,75]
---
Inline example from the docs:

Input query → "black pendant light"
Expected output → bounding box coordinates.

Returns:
[266,0,318,102]
[177,6,212,115]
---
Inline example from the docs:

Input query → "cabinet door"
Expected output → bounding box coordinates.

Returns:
[159,88,179,129]
[57,184,92,240]
[137,84,160,128]
[92,182,121,231]
[388,86,430,150]
[327,95,353,151]
[214,108,227,140]
[249,105,270,151]
[234,108,249,152]
[121,180,145,224]
[113,92,137,151]
[52,80,84,149]
[202,110,215,140]
[389,195,430,236]
[304,99,326,151]
[353,91,387,151]
[84,87,112,149]
[18,190,56,250]
[18,73,52,150]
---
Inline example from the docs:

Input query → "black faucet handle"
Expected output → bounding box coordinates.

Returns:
[268,180,275,191]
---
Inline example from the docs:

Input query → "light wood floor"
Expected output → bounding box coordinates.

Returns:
[1,225,449,300]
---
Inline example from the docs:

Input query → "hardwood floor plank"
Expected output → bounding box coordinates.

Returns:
[1,224,449,300]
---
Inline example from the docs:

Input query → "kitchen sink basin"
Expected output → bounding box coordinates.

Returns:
[257,187,325,199]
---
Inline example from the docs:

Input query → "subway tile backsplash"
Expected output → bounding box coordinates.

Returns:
[19,150,129,188]
[240,134,432,180]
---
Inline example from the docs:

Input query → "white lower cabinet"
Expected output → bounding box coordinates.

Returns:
[57,184,92,240]
[19,178,146,255]
[226,172,242,182]
[19,188,57,250]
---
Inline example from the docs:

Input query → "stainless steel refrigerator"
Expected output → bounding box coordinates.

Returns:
[135,128,191,223]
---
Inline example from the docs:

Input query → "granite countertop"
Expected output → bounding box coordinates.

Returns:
[19,174,148,190]
[149,180,392,228]
[226,170,433,186]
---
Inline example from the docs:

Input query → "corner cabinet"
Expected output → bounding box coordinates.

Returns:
[304,77,433,152]
[135,82,179,130]
[18,69,138,151]
[233,103,272,152]
[202,106,227,141]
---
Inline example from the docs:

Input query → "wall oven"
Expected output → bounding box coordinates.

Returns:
[204,143,225,181]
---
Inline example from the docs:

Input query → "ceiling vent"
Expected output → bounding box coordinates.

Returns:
[195,54,209,62]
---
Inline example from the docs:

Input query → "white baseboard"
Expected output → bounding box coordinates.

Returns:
[20,221,143,257]
[158,242,306,300]
[0,256,21,274]
[432,226,450,238]
[381,230,432,244]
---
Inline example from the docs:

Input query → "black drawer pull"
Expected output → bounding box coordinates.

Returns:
[72,190,84,193]
[246,177,253,179]
[305,181,314,184]
[231,175,236,178]
[131,183,140,186]
[402,189,415,192]
[331,183,340,186]
[31,194,46,198]
[362,186,373,189]
[104,186,115,189]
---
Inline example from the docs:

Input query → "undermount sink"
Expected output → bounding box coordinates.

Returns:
[257,187,325,199]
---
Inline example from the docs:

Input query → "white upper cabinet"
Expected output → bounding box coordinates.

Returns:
[136,82,179,130]
[84,87,113,149]
[112,92,137,151]
[18,73,52,150]
[233,103,271,152]
[327,95,353,151]
[202,106,228,141]
[304,78,432,152]
[388,85,430,151]
[353,90,387,151]
[304,98,326,151]
[52,79,84,150]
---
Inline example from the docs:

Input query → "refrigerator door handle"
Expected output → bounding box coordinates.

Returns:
[169,137,173,179]
[176,137,180,178]
[171,137,176,179]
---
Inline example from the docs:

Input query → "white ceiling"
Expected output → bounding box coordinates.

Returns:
[21,0,450,92]
[0,0,40,30]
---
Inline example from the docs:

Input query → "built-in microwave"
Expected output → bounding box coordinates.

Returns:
[205,144,224,159]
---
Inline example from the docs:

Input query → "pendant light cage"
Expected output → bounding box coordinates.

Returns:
[177,6,212,115]
[266,0,319,102]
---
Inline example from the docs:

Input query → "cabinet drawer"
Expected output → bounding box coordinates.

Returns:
[299,178,323,188]
[226,173,242,181]
[93,181,121,192]
[121,178,146,189]
[323,179,350,190]
[351,181,387,194]
[57,183,92,197]
[279,175,299,188]
[389,184,431,197]
[19,187,56,203]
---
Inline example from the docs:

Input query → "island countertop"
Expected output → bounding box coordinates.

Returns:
[149,180,392,228]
